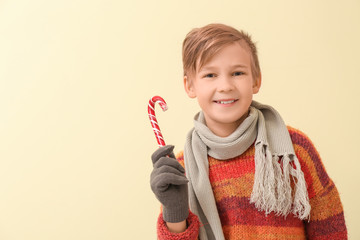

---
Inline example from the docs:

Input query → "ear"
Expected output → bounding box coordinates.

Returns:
[184,75,197,98]
[252,72,262,94]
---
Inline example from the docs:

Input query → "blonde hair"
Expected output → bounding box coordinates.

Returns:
[182,23,261,79]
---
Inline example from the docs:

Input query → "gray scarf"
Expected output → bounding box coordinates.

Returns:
[184,101,310,240]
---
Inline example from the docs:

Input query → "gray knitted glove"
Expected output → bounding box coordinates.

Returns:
[150,145,189,223]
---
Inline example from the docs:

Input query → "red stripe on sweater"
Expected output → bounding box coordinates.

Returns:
[305,213,347,239]
[288,128,330,188]
[216,196,304,228]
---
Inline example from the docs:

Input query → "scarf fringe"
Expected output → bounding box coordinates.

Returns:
[250,145,311,220]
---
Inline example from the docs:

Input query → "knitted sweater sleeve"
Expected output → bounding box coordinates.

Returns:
[156,151,201,240]
[288,126,347,240]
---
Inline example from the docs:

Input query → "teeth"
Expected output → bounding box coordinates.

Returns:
[218,100,235,104]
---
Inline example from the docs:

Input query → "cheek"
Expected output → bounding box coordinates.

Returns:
[197,95,209,107]
[237,83,255,102]
[195,87,209,99]
[196,92,212,109]
[239,80,254,93]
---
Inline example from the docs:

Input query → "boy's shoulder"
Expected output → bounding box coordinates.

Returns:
[287,125,310,139]
[287,126,332,199]
[286,125,319,153]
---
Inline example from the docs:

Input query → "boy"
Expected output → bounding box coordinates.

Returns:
[150,23,347,239]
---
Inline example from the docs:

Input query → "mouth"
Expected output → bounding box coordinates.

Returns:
[213,99,238,105]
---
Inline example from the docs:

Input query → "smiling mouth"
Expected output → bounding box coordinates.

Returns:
[214,99,238,104]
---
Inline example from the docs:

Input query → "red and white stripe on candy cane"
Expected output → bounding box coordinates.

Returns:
[148,96,168,147]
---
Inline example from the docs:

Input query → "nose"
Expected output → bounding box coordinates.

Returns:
[217,75,234,92]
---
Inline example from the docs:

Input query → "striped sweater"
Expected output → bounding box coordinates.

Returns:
[157,126,347,239]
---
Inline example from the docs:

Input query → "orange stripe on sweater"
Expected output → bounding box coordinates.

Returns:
[211,173,254,201]
[308,182,344,221]
[222,225,306,240]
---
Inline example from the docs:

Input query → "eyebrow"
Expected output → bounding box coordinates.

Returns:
[231,64,248,69]
[199,64,249,72]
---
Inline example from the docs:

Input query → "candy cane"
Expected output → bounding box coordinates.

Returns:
[148,96,168,147]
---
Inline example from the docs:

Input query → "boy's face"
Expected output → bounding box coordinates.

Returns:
[184,42,261,137]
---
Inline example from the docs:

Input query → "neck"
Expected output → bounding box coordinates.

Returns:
[204,111,249,137]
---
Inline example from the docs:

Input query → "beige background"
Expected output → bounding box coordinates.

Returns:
[0,0,359,239]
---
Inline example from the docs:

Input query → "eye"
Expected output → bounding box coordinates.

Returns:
[204,73,216,78]
[233,71,245,76]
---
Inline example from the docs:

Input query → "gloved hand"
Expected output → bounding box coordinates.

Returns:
[150,145,189,223]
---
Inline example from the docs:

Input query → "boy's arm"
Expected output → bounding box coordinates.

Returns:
[157,210,200,240]
[166,221,187,233]
[154,149,200,239]
[288,127,347,239]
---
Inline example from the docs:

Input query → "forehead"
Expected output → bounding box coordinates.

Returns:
[197,41,252,71]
